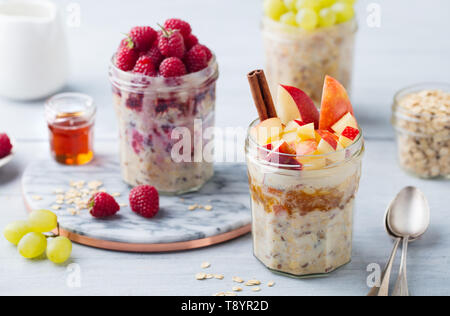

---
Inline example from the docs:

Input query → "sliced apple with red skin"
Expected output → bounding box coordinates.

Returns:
[316,130,339,153]
[332,112,358,135]
[265,141,302,168]
[284,120,305,133]
[276,85,319,128]
[250,117,283,146]
[339,126,360,148]
[319,76,355,132]
[297,122,315,140]
[295,140,318,156]
[294,140,326,170]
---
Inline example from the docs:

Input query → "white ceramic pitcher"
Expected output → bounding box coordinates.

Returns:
[0,0,68,100]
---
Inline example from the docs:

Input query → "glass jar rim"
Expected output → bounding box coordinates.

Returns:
[246,118,364,167]
[108,54,219,93]
[261,16,358,37]
[393,82,450,120]
[45,92,96,117]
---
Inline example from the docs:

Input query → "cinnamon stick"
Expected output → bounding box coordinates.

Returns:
[247,70,277,122]
[247,70,268,121]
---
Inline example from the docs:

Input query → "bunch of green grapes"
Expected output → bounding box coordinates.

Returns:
[3,210,72,264]
[264,0,356,31]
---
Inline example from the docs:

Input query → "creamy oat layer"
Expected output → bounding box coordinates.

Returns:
[247,160,361,276]
[262,18,356,105]
[113,84,215,193]
[394,89,450,178]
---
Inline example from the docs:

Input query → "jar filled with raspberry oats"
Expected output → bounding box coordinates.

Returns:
[109,56,219,194]
[262,17,357,106]
[245,119,364,278]
[392,83,450,179]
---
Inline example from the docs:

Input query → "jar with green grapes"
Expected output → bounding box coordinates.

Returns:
[262,0,357,106]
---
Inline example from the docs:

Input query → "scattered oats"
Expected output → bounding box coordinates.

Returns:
[51,205,61,210]
[204,205,213,211]
[195,273,207,280]
[68,208,77,215]
[213,292,225,297]
[188,204,198,211]
[245,280,261,286]
[225,292,237,296]
[232,286,243,292]
[98,188,107,193]
[32,195,42,201]
[56,194,64,200]
[214,274,224,280]
[111,192,121,197]
[56,200,64,205]
[88,181,103,190]
[232,277,244,283]
[252,287,261,292]
[54,189,64,194]
[268,281,275,287]
[119,203,128,207]
[206,274,214,279]
[201,262,211,269]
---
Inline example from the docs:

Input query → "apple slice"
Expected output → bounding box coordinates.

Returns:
[265,141,301,168]
[297,123,315,140]
[282,131,300,146]
[332,112,358,135]
[284,119,305,133]
[276,85,319,127]
[339,126,360,148]
[295,141,326,170]
[295,140,318,156]
[250,118,283,146]
[319,76,354,132]
[316,130,339,152]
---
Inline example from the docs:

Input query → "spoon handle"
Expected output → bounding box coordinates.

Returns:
[367,238,401,296]
[393,237,410,296]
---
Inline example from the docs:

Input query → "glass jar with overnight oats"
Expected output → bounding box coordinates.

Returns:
[245,119,364,277]
[262,0,357,105]
[392,84,450,179]
[109,57,219,195]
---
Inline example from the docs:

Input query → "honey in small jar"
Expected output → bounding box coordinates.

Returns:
[45,93,96,165]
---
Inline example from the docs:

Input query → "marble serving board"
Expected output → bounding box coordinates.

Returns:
[22,156,252,252]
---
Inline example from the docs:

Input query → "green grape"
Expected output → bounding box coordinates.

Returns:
[319,0,337,8]
[296,0,320,11]
[3,221,32,245]
[280,12,298,26]
[331,2,355,23]
[264,0,288,21]
[296,8,318,31]
[18,232,47,259]
[318,7,337,27]
[47,237,72,264]
[284,0,297,11]
[28,209,58,233]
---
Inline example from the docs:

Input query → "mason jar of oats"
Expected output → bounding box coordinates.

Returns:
[262,17,357,106]
[392,84,450,179]
[245,119,364,277]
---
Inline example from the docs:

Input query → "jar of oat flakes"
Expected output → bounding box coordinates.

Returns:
[392,84,450,179]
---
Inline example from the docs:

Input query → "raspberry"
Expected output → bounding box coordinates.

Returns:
[0,133,12,158]
[164,18,192,39]
[159,57,187,78]
[184,34,199,50]
[89,192,120,218]
[158,27,185,59]
[197,44,213,62]
[145,44,164,67]
[133,55,157,77]
[129,26,157,52]
[129,185,160,218]
[184,44,208,73]
[116,39,139,71]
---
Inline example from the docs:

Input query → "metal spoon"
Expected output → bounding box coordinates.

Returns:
[387,187,430,296]
[367,195,402,296]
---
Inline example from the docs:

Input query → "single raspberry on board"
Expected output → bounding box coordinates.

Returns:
[0,133,12,158]
[184,44,208,73]
[158,27,186,59]
[129,185,160,219]
[129,26,157,52]
[116,39,139,71]
[89,192,120,218]
[163,18,192,39]
[159,57,187,77]
[133,55,157,76]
